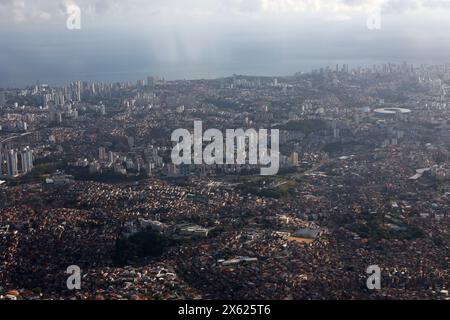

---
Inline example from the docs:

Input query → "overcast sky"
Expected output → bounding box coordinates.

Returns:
[1,0,450,87]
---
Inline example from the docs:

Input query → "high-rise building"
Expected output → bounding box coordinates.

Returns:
[43,93,53,107]
[99,147,106,160]
[20,147,33,174]
[74,81,82,101]
[128,137,135,149]
[56,112,63,123]
[0,91,6,107]
[108,151,115,163]
[145,163,153,177]
[333,128,340,139]
[0,149,3,176]
[289,152,299,167]
[166,163,179,177]
[55,91,65,106]
[147,76,154,89]
[7,150,19,177]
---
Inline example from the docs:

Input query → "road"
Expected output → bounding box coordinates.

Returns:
[0,132,33,144]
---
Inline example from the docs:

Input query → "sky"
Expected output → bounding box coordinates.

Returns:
[1,0,450,87]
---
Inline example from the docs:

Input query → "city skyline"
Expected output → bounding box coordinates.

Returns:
[0,60,448,89]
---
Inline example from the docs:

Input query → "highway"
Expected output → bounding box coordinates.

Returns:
[0,132,33,144]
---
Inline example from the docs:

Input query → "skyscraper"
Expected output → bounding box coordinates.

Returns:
[7,150,19,177]
[99,147,106,160]
[0,149,3,176]
[108,151,115,164]
[43,93,53,107]
[55,91,65,106]
[0,91,6,107]
[20,147,33,174]
[147,76,154,90]
[74,81,82,101]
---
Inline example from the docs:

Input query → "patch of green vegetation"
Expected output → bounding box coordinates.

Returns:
[323,142,345,154]
[112,228,171,266]
[78,221,105,230]
[32,161,67,175]
[323,141,373,155]
[348,214,424,241]
[6,161,68,186]
[239,177,298,199]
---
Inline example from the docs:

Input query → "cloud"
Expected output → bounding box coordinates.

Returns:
[1,0,449,24]
[382,0,419,14]
[0,0,57,23]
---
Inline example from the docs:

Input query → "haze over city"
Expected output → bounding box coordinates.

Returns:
[1,0,450,86]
